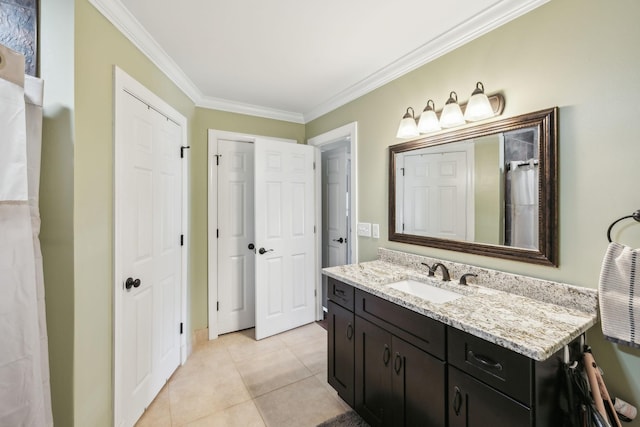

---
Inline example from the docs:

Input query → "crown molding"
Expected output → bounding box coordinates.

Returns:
[90,0,306,123]
[303,0,550,123]
[90,0,548,125]
[89,0,203,102]
[196,96,305,124]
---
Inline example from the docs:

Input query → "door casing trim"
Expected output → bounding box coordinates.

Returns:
[308,122,358,320]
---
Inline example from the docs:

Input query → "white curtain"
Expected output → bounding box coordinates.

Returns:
[0,44,53,426]
[509,160,539,250]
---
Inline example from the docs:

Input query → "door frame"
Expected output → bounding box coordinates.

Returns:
[113,66,189,427]
[308,122,358,320]
[207,130,298,340]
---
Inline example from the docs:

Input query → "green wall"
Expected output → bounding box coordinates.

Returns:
[474,134,501,245]
[40,0,75,425]
[307,0,640,422]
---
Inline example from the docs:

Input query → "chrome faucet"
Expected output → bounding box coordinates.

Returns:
[430,263,450,281]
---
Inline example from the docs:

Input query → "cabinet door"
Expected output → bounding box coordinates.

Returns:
[391,336,446,427]
[327,301,355,406]
[449,366,531,427]
[355,317,392,427]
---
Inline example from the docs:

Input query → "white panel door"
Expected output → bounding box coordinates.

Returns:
[217,140,255,334]
[402,151,468,239]
[254,139,316,340]
[323,148,348,267]
[118,92,181,426]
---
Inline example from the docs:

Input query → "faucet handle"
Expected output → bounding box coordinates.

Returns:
[459,273,478,285]
[421,262,435,276]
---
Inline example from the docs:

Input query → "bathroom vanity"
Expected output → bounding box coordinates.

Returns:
[324,249,598,427]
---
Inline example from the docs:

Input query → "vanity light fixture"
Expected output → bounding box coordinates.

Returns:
[464,81,494,121]
[396,107,420,138]
[396,82,505,139]
[439,91,466,128]
[417,99,441,133]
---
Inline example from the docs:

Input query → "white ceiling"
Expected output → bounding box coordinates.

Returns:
[91,0,549,123]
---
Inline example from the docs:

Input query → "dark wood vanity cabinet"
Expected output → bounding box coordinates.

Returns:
[447,327,566,427]
[354,320,446,427]
[327,278,355,406]
[448,366,531,427]
[327,300,355,406]
[326,278,568,427]
[354,290,446,427]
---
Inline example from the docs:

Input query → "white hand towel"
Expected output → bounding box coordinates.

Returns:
[598,242,640,348]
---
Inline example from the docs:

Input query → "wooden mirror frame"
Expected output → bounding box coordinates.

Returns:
[389,107,558,266]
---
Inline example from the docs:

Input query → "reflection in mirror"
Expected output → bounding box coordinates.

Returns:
[389,108,558,266]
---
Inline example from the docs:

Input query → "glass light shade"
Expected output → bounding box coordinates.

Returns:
[417,100,441,133]
[440,91,465,128]
[396,107,419,138]
[464,82,494,121]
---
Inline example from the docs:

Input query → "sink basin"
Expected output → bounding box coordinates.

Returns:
[388,280,463,304]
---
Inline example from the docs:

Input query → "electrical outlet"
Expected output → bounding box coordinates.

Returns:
[357,222,372,237]
[372,224,380,238]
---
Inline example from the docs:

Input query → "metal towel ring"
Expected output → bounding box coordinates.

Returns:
[606,210,640,242]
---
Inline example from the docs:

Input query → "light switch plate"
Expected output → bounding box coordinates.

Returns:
[357,222,372,237]
[372,224,380,238]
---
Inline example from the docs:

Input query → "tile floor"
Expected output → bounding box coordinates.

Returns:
[135,322,350,427]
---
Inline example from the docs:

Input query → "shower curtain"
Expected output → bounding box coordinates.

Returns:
[509,160,539,250]
[0,45,53,426]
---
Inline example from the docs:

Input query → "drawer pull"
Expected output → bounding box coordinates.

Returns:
[383,344,391,366]
[346,323,353,340]
[394,352,402,374]
[334,288,345,296]
[468,350,503,371]
[453,386,463,416]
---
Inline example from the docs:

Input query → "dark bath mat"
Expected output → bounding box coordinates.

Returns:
[317,410,370,427]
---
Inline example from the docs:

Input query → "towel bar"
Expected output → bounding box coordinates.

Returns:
[606,210,640,242]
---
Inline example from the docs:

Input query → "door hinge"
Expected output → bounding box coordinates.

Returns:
[402,223,405,231]
[217,229,219,238]
[313,161,316,170]
[180,322,183,335]
[314,225,317,234]
[217,301,219,311]
[180,234,184,246]
[180,146,191,158]
[314,289,317,297]
[401,167,405,176]
[215,154,222,165]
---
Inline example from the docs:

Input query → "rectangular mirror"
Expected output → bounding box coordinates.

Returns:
[389,107,558,266]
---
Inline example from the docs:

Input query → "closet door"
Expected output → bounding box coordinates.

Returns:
[116,90,182,427]
[253,138,317,339]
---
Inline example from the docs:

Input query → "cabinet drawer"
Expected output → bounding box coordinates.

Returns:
[328,277,355,310]
[448,327,531,405]
[355,289,446,359]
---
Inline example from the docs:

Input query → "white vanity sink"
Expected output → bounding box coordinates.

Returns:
[387,279,463,304]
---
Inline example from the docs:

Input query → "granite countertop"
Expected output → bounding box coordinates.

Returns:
[323,259,598,361]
